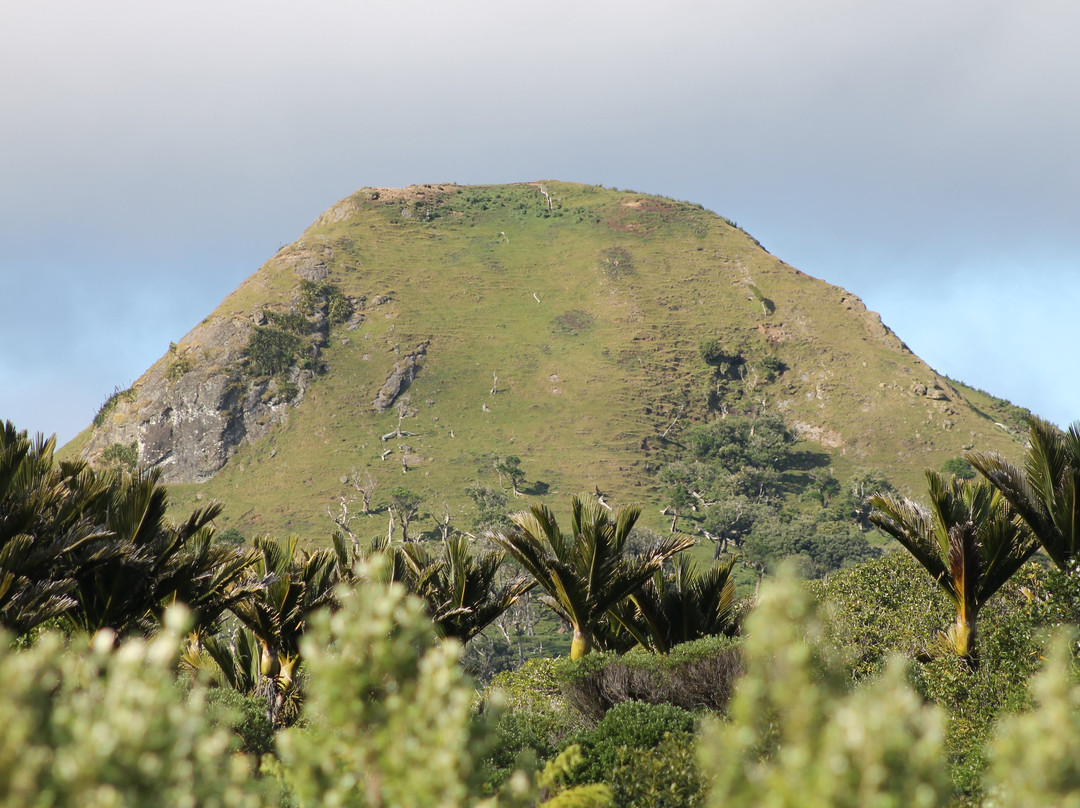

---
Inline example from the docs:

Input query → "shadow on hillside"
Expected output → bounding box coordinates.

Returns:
[784,449,832,472]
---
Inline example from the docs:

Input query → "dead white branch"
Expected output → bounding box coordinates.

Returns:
[660,404,685,439]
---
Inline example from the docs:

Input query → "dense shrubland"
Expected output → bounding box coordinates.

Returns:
[4,415,1080,805]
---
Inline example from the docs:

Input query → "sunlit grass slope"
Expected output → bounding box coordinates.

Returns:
[68,182,1027,541]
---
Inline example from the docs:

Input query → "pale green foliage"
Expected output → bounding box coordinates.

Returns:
[986,631,1080,807]
[278,558,499,808]
[0,608,269,808]
[537,745,613,808]
[698,567,951,808]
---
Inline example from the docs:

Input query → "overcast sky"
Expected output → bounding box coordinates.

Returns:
[2,1,1078,445]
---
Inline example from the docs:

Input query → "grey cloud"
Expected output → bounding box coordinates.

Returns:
[3,0,1080,439]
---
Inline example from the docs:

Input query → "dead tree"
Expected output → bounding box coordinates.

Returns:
[660,404,685,440]
[661,505,680,533]
[594,484,613,511]
[329,470,378,549]
[352,469,377,514]
[383,401,419,441]
[328,496,359,548]
[433,502,454,542]
[537,184,554,211]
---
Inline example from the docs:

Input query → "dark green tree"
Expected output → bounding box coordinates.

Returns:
[0,423,110,635]
[245,326,302,376]
[941,457,976,480]
[61,467,260,639]
[494,455,526,497]
[228,535,339,726]
[848,468,895,529]
[465,483,510,532]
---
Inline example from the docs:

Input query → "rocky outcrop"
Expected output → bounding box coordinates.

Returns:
[373,342,429,413]
[269,238,334,282]
[82,314,311,483]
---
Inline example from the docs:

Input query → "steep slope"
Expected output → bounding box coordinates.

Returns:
[66,182,1027,538]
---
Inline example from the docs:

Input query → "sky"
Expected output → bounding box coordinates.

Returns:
[2,1,1078,445]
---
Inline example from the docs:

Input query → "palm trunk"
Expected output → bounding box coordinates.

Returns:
[949,614,979,668]
[570,625,593,659]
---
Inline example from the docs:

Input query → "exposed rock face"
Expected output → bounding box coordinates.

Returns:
[373,342,429,413]
[82,315,310,483]
[270,239,334,282]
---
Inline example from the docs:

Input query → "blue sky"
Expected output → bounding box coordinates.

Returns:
[2,1,1078,444]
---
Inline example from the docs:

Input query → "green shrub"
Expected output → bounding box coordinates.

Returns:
[743,512,882,578]
[909,582,1048,804]
[698,339,743,372]
[986,631,1080,807]
[536,745,614,807]
[0,609,271,807]
[326,288,352,323]
[217,527,247,546]
[611,732,702,808]
[808,551,950,679]
[566,700,696,787]
[482,657,574,790]
[940,457,976,479]
[809,554,1075,803]
[166,354,192,381]
[274,375,300,402]
[205,685,276,757]
[101,441,138,473]
[298,279,353,324]
[699,567,952,808]
[245,327,302,377]
[265,309,311,336]
[278,559,502,807]
[757,354,786,380]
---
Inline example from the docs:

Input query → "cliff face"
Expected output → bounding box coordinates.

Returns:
[82,314,311,483]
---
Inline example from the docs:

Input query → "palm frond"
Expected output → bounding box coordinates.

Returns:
[870,491,953,600]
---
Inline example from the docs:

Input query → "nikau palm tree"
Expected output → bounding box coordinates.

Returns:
[1,422,262,640]
[870,470,1038,665]
[228,535,339,726]
[968,416,1080,571]
[395,533,534,643]
[488,495,694,658]
[611,553,740,653]
[62,467,263,639]
[0,423,113,635]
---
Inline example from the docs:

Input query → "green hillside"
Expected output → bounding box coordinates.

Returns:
[65,181,1028,541]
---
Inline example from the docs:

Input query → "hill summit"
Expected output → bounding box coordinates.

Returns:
[67,181,1026,537]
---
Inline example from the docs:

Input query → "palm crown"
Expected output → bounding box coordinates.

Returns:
[488,495,694,658]
[394,533,534,642]
[968,416,1080,571]
[611,553,739,653]
[870,470,1037,663]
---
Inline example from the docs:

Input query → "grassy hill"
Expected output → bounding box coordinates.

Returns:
[64,181,1028,542]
